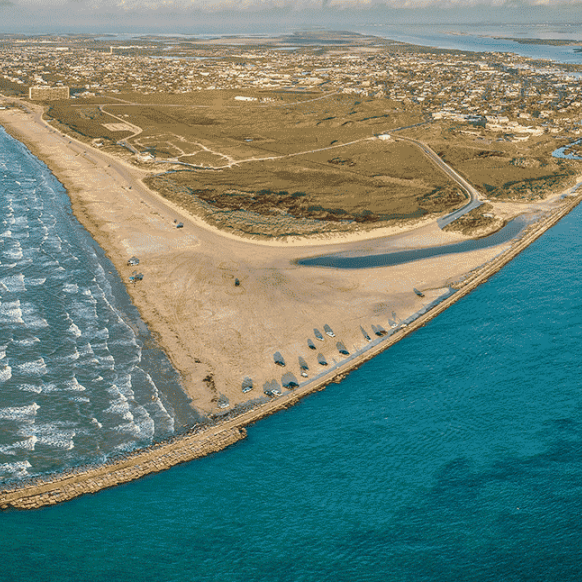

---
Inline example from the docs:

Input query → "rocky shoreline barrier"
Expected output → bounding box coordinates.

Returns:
[1,192,580,511]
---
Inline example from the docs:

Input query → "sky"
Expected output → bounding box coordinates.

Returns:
[0,0,581,34]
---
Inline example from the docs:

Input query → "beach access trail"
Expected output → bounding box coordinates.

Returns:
[1,97,580,508]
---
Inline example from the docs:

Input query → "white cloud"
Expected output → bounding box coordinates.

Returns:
[8,0,582,11]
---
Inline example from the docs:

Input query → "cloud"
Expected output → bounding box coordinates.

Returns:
[11,0,582,9]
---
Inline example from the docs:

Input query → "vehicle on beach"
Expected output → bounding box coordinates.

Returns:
[241,377,253,393]
[176,222,184,229]
[274,351,286,367]
[361,326,371,341]
[337,342,349,356]
[127,256,139,266]
[317,353,328,366]
[372,324,387,336]
[413,287,425,298]
[307,339,316,350]
[313,328,324,341]
[217,395,230,409]
[263,379,282,397]
[129,272,143,283]
[324,324,335,337]
[282,372,299,389]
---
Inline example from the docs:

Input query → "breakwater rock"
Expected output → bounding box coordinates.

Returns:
[0,427,246,510]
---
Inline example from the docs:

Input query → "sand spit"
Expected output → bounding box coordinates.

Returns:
[0,97,581,509]
[2,192,581,510]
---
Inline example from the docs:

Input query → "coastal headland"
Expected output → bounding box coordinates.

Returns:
[1,31,582,506]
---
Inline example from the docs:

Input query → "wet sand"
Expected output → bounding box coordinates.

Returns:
[1,98,580,508]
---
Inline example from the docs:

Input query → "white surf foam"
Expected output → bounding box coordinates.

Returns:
[94,328,110,340]
[77,343,95,358]
[3,246,22,260]
[70,301,98,322]
[99,354,115,370]
[42,377,86,393]
[12,216,28,228]
[0,461,31,478]
[21,304,48,329]
[63,377,86,392]
[105,397,133,421]
[63,283,78,294]
[0,365,11,383]
[55,347,79,363]
[0,345,6,360]
[18,358,47,376]
[0,230,11,238]
[0,436,37,454]
[112,422,142,438]
[68,323,82,338]
[19,384,42,394]
[0,300,24,324]
[90,417,103,429]
[31,425,75,450]
[24,316,49,330]
[13,337,40,348]
[26,277,46,287]
[70,396,90,404]
[0,273,26,293]
[0,402,39,420]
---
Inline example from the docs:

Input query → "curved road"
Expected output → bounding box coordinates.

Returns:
[396,136,484,228]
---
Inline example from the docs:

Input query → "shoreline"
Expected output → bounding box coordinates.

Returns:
[0,100,509,413]
[0,98,581,509]
[1,191,580,510]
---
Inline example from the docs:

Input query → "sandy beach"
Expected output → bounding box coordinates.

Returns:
[1,97,580,508]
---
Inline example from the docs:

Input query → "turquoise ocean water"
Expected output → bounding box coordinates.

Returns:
[1,133,582,580]
[2,31,582,575]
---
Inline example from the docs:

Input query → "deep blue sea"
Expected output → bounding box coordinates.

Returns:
[1,131,582,580]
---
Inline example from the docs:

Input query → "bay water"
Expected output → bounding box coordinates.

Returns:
[364,24,582,65]
[1,131,582,579]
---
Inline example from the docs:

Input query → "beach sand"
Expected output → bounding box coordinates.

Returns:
[0,99,573,415]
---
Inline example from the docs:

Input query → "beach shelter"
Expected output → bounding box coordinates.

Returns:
[281,372,299,389]
[336,342,349,356]
[324,324,335,337]
[360,326,371,341]
[241,377,253,393]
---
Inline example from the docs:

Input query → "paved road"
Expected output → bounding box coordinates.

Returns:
[395,136,484,229]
